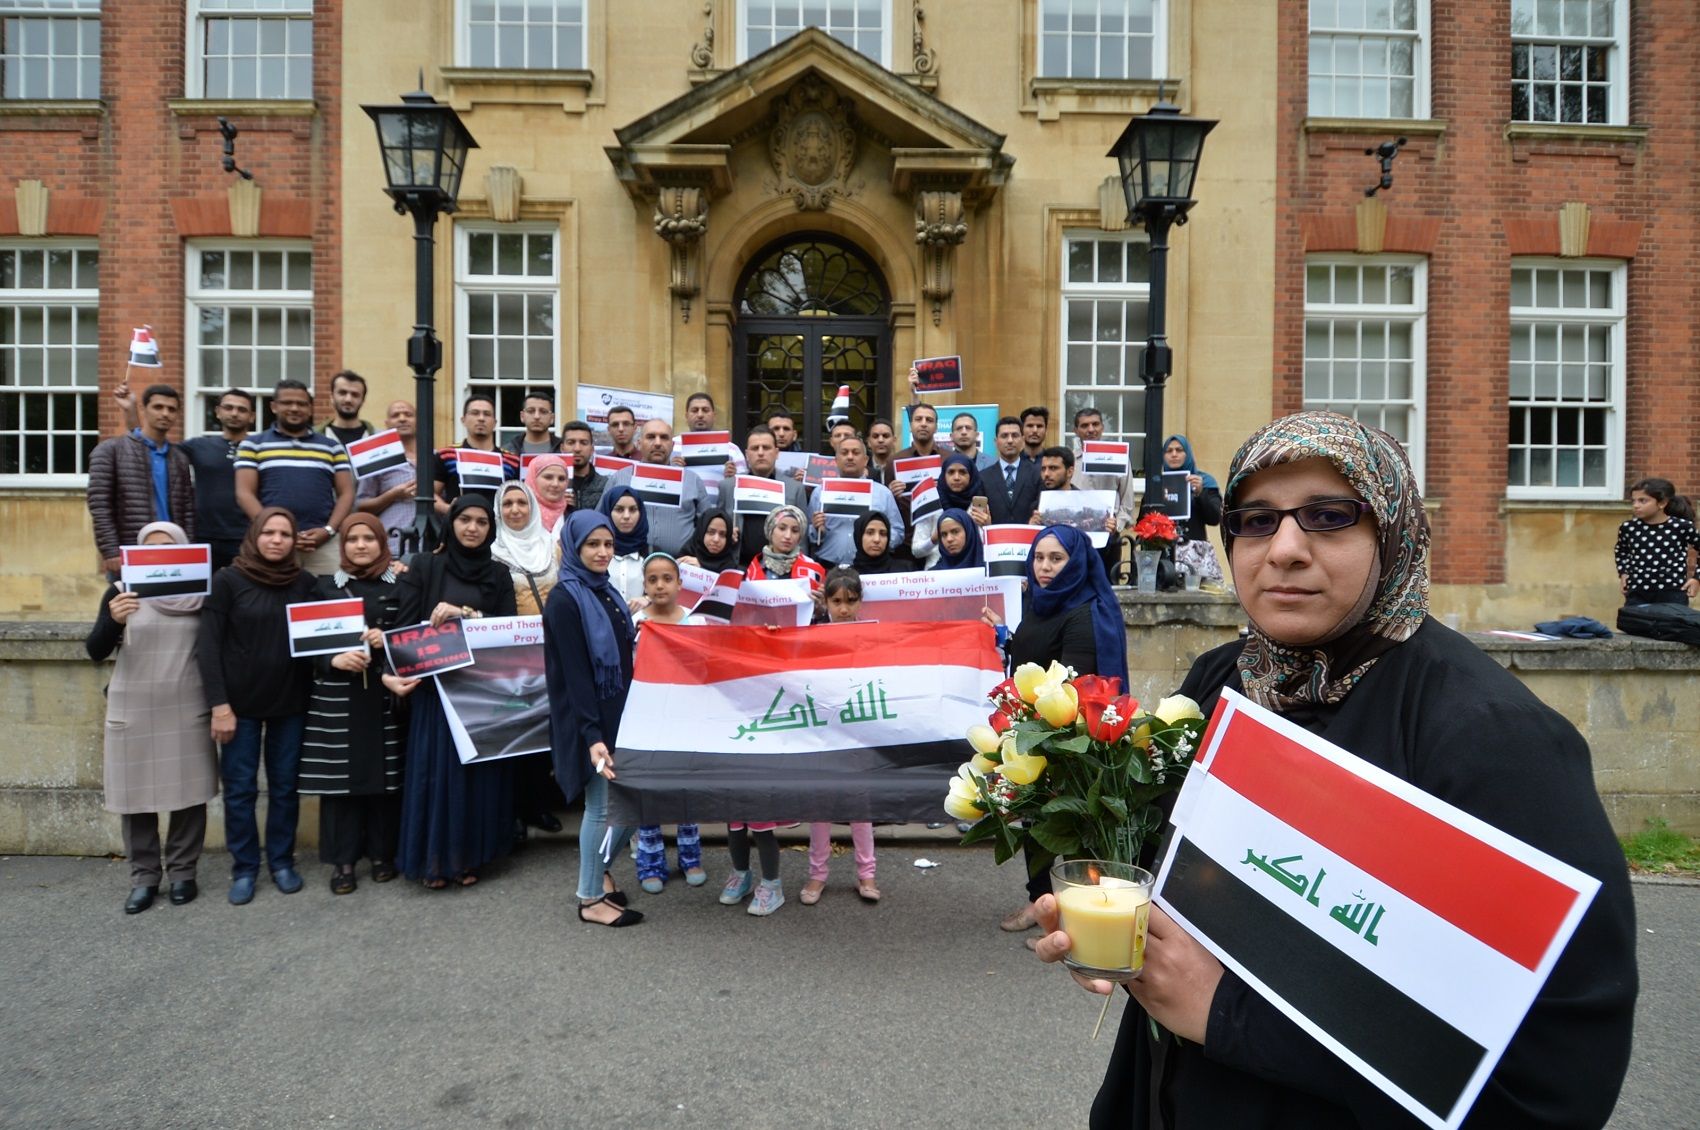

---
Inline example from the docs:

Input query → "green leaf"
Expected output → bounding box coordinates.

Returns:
[1127,752,1153,785]
[959,815,1000,846]
[1052,733,1092,754]
[1101,794,1130,822]
[1029,814,1082,857]
[1042,795,1092,816]
[1015,726,1052,754]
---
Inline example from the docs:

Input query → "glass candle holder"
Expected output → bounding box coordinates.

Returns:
[1051,859,1156,982]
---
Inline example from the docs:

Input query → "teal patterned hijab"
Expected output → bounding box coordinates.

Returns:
[1224,411,1430,710]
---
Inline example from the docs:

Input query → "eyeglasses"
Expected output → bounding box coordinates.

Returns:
[1223,498,1371,538]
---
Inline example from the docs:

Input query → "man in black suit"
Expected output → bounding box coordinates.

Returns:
[984,416,1041,526]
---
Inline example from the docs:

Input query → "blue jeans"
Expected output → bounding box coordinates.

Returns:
[220,715,305,879]
[576,773,634,901]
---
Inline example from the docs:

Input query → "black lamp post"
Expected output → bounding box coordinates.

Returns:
[362,82,478,553]
[1108,97,1215,515]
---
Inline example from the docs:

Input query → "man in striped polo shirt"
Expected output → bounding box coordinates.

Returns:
[235,379,354,575]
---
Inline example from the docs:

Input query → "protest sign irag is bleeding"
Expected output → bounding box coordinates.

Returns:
[383,619,476,680]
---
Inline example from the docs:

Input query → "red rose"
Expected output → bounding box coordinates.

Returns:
[1080,693,1139,744]
[989,709,1012,734]
[1071,674,1123,706]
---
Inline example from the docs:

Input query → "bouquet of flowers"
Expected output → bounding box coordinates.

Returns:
[1131,511,1179,550]
[944,661,1207,870]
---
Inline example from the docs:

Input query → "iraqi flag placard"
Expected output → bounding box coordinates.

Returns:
[819,477,873,517]
[1155,689,1601,1130]
[909,475,943,521]
[594,453,637,476]
[610,621,1002,825]
[630,463,684,508]
[679,430,733,474]
[120,544,212,599]
[1080,440,1130,477]
[984,524,1038,577]
[675,562,719,611]
[732,474,786,516]
[893,454,942,485]
[286,598,368,658]
[455,448,506,492]
[346,429,408,479]
[691,568,745,623]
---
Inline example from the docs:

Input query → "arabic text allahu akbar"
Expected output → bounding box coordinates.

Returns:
[733,679,895,742]
[1243,848,1385,947]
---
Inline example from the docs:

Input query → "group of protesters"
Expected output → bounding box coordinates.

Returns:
[85,369,1202,922]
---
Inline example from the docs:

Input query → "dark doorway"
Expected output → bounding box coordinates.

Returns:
[732,235,890,451]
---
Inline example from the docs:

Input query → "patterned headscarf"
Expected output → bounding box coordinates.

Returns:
[1224,411,1429,711]
[760,504,808,580]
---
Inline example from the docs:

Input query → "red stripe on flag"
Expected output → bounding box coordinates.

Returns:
[1084,441,1127,454]
[1192,696,1234,768]
[634,465,684,483]
[348,432,399,456]
[1207,711,1577,970]
[122,547,208,566]
[633,621,1001,686]
[984,526,1038,546]
[287,599,366,623]
[824,479,872,494]
[681,431,730,446]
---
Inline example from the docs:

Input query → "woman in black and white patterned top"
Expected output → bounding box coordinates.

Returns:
[1614,477,1699,606]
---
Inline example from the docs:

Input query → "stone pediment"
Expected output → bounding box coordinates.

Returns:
[604,28,1013,204]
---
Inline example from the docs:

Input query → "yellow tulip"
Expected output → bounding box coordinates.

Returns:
[1129,721,1153,750]
[971,750,999,776]
[1154,694,1206,726]
[1036,684,1079,727]
[966,724,1002,755]
[1000,749,1048,786]
[944,765,987,821]
[1013,660,1071,704]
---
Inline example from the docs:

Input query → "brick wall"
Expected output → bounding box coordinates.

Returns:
[1275,1,1699,585]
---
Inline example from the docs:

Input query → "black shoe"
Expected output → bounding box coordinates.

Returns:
[330,869,357,895]
[576,895,643,927]
[371,860,397,883]
[168,879,198,906]
[527,811,564,833]
[124,886,158,915]
[601,871,629,907]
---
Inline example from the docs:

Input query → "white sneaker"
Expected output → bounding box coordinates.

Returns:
[747,880,785,916]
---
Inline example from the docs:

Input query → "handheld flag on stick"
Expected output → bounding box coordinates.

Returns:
[127,325,163,368]
[827,384,852,428]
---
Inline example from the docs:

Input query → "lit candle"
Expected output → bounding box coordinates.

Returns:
[1055,876,1152,974]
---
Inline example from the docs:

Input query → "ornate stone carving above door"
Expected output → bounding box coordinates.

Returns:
[767,75,862,211]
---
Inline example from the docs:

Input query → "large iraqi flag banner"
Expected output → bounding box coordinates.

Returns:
[1154,688,1600,1130]
[610,621,1002,825]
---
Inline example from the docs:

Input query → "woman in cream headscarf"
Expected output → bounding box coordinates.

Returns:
[86,521,218,914]
[493,480,561,614]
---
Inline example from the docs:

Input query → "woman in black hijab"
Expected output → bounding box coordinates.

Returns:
[681,507,740,574]
[395,495,519,888]
[851,511,900,575]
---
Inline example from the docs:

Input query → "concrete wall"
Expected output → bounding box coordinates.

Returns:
[7,609,1692,856]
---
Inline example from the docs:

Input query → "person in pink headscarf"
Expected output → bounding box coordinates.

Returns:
[525,454,572,533]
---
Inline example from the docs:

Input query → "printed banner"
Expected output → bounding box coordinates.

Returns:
[630,463,684,508]
[1156,689,1600,1130]
[912,354,963,393]
[819,477,873,516]
[893,454,942,485]
[909,476,943,521]
[594,453,638,476]
[676,562,719,611]
[575,383,674,450]
[858,568,1022,634]
[691,569,746,623]
[1039,488,1117,548]
[437,616,549,765]
[1079,440,1131,477]
[898,403,999,453]
[984,524,1039,577]
[733,578,813,628]
[610,621,1004,824]
[679,430,733,476]
[1160,469,1193,521]
[732,474,786,516]
[346,429,408,479]
[383,619,476,680]
[455,448,506,492]
[285,598,367,658]
[119,544,213,599]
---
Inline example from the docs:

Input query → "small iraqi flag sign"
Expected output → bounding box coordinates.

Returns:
[127,325,163,368]
[120,544,212,599]
[347,429,408,479]
[983,524,1038,577]
[675,562,720,611]
[1080,440,1130,477]
[286,598,368,658]
[692,569,745,624]
[892,454,942,485]
[456,448,506,492]
[630,463,684,508]
[732,474,786,516]
[909,476,942,520]
[819,478,873,517]
[1156,689,1600,1130]
[680,431,733,472]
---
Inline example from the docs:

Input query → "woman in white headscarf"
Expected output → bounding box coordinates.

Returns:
[492,480,562,615]
[85,520,219,914]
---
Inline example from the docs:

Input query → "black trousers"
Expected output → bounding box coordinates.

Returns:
[318,794,401,867]
[122,805,208,886]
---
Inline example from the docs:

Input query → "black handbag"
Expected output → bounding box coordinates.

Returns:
[1616,602,1700,645]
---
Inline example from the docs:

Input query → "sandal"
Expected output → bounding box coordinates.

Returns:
[370,861,397,883]
[856,879,882,903]
[576,894,644,927]
[602,871,629,907]
[423,877,449,890]
[330,868,357,896]
[457,871,480,887]
[799,878,826,906]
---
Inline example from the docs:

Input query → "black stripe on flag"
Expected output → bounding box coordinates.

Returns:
[986,559,1027,577]
[823,501,869,516]
[683,454,726,467]
[130,578,209,597]
[910,496,941,520]
[1163,837,1487,1120]
[608,740,963,826]
[693,597,735,621]
[632,486,680,507]
[355,451,408,476]
[297,630,366,653]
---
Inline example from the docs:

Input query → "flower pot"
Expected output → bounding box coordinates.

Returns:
[1134,549,1160,593]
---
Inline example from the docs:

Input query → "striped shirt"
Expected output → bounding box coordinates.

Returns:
[235,426,350,529]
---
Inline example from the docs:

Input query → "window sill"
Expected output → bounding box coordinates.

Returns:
[441,67,596,113]
[1302,116,1447,137]
[0,481,90,494]
[1503,122,1648,144]
[167,99,317,118]
[1025,77,1182,122]
[0,100,103,118]
[1500,497,1627,513]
